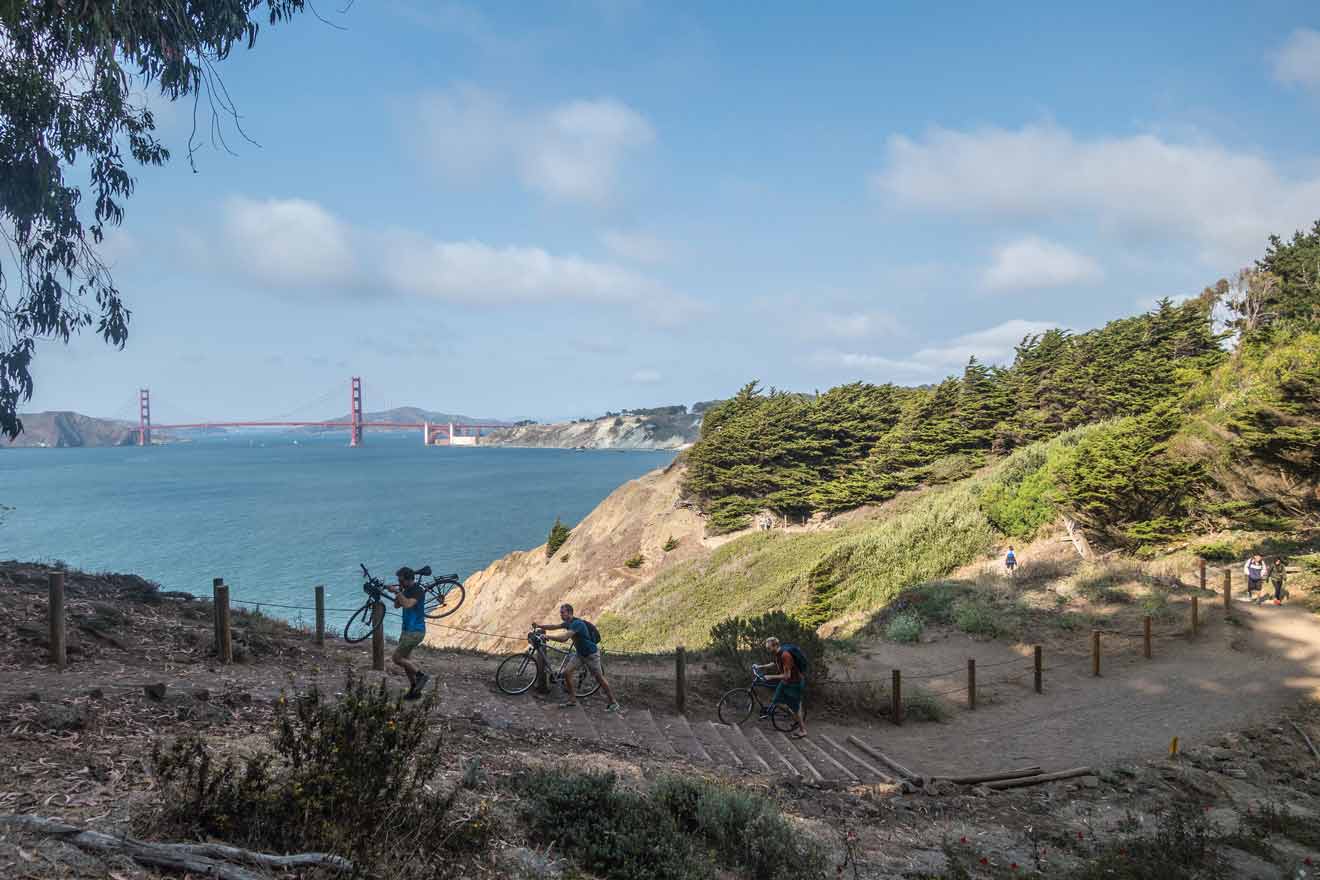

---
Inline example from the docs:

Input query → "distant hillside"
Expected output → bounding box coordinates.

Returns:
[301,406,511,433]
[484,405,706,450]
[4,412,138,448]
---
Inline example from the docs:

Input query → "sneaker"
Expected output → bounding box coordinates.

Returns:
[558,701,579,709]
[606,702,622,713]
[1275,599,1282,606]
[414,671,430,693]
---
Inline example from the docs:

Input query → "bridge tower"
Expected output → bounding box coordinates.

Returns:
[349,376,363,447]
[138,388,152,447]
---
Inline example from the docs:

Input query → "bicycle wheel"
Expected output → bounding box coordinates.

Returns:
[424,581,466,619]
[344,604,375,644]
[496,652,538,695]
[769,703,800,733]
[716,688,756,726]
[573,660,602,698]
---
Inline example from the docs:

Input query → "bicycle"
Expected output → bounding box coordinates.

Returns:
[716,665,799,732]
[343,564,465,643]
[495,628,601,698]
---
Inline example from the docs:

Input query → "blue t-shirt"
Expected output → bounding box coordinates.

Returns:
[566,618,598,657]
[1005,551,1016,565]
[400,585,427,633]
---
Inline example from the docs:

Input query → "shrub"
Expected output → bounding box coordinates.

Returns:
[952,597,999,636]
[709,610,828,685]
[885,610,924,643]
[1194,540,1238,562]
[625,553,645,569]
[546,517,571,558]
[663,535,680,552]
[147,671,451,877]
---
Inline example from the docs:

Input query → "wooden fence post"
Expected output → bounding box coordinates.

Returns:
[1091,631,1101,677]
[371,602,385,671]
[1199,558,1206,590]
[1223,568,1232,613]
[212,577,223,651]
[48,572,66,670]
[891,669,903,726]
[1033,645,1042,694]
[216,583,233,664]
[1143,616,1152,660]
[1191,596,1199,638]
[967,658,976,710]
[676,646,687,715]
[314,585,325,646]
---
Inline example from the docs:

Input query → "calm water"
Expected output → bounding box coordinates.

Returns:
[0,434,672,631]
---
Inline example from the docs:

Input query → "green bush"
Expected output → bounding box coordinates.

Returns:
[709,610,828,685]
[147,672,457,877]
[1194,540,1238,562]
[885,610,924,643]
[546,517,571,558]
[952,597,1000,636]
[625,553,645,569]
[663,535,680,552]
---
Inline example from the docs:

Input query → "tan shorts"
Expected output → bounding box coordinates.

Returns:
[395,631,424,658]
[565,652,603,677]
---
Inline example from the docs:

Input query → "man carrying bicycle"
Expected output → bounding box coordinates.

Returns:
[755,637,807,738]
[532,603,621,713]
[387,566,430,700]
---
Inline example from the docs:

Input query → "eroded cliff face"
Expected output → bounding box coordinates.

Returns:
[426,461,710,652]
[484,411,701,450]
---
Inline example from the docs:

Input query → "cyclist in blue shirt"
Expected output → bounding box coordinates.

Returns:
[386,566,430,700]
[532,603,621,713]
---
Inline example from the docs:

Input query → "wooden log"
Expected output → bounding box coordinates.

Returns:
[1191,596,1199,638]
[0,814,352,880]
[1063,517,1093,559]
[1034,645,1042,694]
[934,766,1043,786]
[370,602,385,671]
[891,669,903,726]
[1143,616,1152,660]
[818,734,894,783]
[212,577,223,650]
[1223,568,1231,613]
[1199,558,1206,590]
[846,735,923,784]
[967,658,976,710]
[985,767,1093,790]
[314,585,325,647]
[1091,630,1100,677]
[675,645,687,715]
[216,584,233,664]
[48,572,66,670]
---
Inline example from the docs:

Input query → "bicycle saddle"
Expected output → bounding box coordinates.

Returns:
[416,565,432,577]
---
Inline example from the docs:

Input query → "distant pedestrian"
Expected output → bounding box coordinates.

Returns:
[1005,547,1017,576]
[1244,554,1268,604]
[1269,558,1287,606]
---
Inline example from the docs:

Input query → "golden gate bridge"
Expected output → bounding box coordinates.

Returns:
[135,377,505,447]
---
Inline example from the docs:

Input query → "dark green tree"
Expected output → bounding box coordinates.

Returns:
[0,1,312,439]
[546,517,571,559]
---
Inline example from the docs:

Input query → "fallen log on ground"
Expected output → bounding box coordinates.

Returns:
[984,767,1093,790]
[0,815,353,880]
[846,735,923,784]
[1290,720,1320,763]
[933,767,1042,786]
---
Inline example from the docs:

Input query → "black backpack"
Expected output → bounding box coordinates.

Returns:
[781,643,808,675]
[579,619,602,645]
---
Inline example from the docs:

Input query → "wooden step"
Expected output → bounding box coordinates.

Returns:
[661,714,712,764]
[694,721,744,770]
[588,704,635,745]
[795,735,858,783]
[534,696,600,743]
[717,723,772,774]
[624,708,678,757]
[745,725,803,778]
[817,734,893,783]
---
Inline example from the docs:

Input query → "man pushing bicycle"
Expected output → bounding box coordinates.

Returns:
[754,636,808,738]
[531,603,621,713]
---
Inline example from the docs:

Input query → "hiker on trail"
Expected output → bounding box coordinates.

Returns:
[532,603,621,713]
[756,636,808,739]
[386,566,430,700]
[1269,558,1287,606]
[1005,547,1017,575]
[1244,554,1268,603]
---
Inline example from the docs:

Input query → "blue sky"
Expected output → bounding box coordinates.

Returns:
[27,1,1320,423]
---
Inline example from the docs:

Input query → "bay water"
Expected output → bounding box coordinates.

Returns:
[0,434,673,633]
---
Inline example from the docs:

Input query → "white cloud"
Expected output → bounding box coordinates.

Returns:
[871,124,1320,264]
[817,310,904,339]
[1272,28,1320,90]
[416,87,654,204]
[812,318,1057,379]
[214,195,690,318]
[222,197,356,287]
[983,237,1103,291]
[600,229,673,264]
[629,368,662,384]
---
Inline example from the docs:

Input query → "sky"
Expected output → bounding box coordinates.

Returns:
[23,1,1320,424]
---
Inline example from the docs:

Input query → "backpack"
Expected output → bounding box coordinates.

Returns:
[780,643,808,676]
[578,619,602,646]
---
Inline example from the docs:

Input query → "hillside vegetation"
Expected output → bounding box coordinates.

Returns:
[598,224,1320,648]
